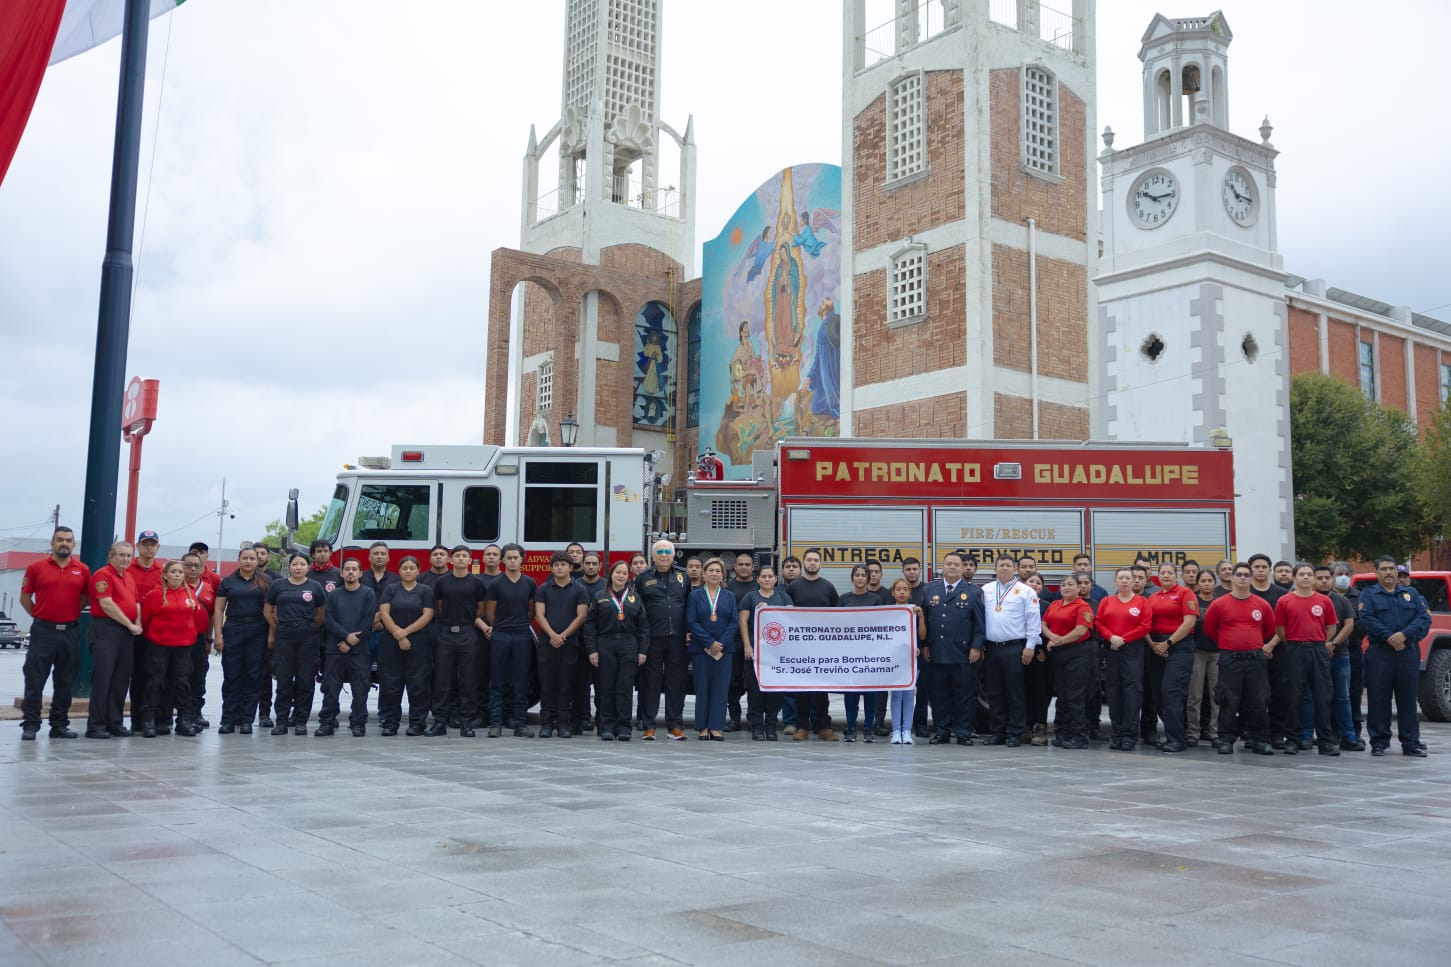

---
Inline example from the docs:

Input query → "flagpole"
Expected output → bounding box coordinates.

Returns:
[76,0,151,694]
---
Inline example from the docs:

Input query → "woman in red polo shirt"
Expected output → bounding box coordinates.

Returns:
[1147,562,1200,753]
[140,561,201,738]
[1042,574,1095,748]
[1095,568,1152,751]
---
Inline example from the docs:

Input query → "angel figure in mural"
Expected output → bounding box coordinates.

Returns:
[734,225,774,283]
[792,209,839,259]
[728,320,768,412]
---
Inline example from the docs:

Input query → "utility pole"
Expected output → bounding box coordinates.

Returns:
[50,505,59,530]
[215,477,232,574]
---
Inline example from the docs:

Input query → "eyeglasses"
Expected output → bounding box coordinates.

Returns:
[655,550,673,555]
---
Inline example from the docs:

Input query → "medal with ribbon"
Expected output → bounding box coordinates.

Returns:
[994,578,1017,614]
[610,588,628,622]
[705,586,720,621]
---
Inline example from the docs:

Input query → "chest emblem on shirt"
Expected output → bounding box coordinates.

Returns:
[1251,609,1263,621]
[325,582,337,593]
[1403,593,1411,601]
[930,596,941,605]
[1311,604,1324,617]
[1128,607,1141,616]
[960,593,967,600]
[627,595,635,604]
[302,591,313,602]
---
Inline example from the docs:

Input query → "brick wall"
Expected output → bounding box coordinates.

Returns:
[1379,333,1407,411]
[853,71,966,252]
[1287,305,1320,376]
[854,247,966,386]
[989,71,1087,241]
[1324,319,1358,385]
[855,391,966,438]
[1415,344,1442,430]
[990,244,1086,381]
[993,393,1087,440]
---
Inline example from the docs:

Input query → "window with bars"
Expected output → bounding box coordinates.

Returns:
[537,359,554,414]
[887,72,925,182]
[889,245,927,324]
[1023,66,1058,176]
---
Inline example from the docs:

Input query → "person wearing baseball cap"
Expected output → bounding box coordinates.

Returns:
[129,530,164,734]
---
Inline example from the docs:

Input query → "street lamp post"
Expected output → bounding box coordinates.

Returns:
[559,412,580,447]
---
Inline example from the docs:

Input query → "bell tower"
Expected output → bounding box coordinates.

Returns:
[1097,11,1293,559]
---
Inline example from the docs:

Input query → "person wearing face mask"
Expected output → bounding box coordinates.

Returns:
[1312,564,1362,752]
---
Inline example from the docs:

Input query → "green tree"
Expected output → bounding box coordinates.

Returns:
[1418,400,1451,542]
[1290,372,1433,561]
[260,505,327,552]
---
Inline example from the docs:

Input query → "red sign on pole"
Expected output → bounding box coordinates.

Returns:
[122,377,160,543]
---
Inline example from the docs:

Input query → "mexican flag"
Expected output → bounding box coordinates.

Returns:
[0,0,186,185]
[51,0,188,65]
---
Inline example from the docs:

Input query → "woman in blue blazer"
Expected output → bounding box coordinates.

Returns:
[687,557,737,740]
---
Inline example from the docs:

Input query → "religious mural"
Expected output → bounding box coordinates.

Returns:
[632,300,675,427]
[700,163,841,478]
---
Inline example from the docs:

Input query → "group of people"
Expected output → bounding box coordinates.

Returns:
[17,526,1433,759]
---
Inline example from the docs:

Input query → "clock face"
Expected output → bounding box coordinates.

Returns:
[1129,169,1178,229]
[1222,167,1257,226]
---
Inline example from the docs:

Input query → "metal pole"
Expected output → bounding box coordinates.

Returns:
[1027,216,1039,441]
[76,0,151,694]
[216,477,228,574]
[124,434,144,543]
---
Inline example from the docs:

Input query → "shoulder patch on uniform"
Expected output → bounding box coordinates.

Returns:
[95,580,109,594]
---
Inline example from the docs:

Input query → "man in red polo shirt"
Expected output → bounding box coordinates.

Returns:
[87,541,142,738]
[1274,563,1340,757]
[128,529,165,733]
[189,541,223,593]
[1203,562,1277,756]
[19,526,91,740]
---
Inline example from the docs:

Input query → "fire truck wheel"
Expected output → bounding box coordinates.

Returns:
[1418,646,1451,723]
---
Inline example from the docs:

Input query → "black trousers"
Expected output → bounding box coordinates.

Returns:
[1158,640,1196,744]
[434,627,480,725]
[1141,646,1167,738]
[793,691,831,732]
[87,618,133,732]
[258,645,275,721]
[1049,644,1092,742]
[727,648,745,721]
[186,632,211,719]
[145,644,191,722]
[22,621,79,730]
[1216,650,1270,744]
[129,634,151,730]
[220,619,268,726]
[378,630,432,729]
[1025,650,1051,727]
[595,639,637,736]
[273,625,319,726]
[912,653,933,731]
[1348,640,1365,735]
[537,640,576,728]
[1284,640,1334,743]
[1266,645,1290,740]
[641,634,688,730]
[320,648,371,727]
[1104,639,1145,743]
[572,642,596,730]
[1366,642,1420,750]
[982,641,1027,739]
[744,655,783,730]
[930,661,978,739]
[489,631,532,728]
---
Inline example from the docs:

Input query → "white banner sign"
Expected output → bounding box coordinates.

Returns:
[753,606,918,692]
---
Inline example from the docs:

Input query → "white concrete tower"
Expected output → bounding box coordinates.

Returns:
[519,0,696,271]
[1097,11,1291,559]
[840,0,1098,441]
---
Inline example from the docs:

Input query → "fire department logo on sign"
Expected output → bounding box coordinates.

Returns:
[1311,604,1324,617]
[762,621,787,646]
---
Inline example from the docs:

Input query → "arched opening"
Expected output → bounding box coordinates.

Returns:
[1155,69,1172,132]
[1211,65,1227,128]
[1180,62,1202,125]
[508,277,563,447]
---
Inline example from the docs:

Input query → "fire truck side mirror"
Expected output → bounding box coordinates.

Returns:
[285,489,300,532]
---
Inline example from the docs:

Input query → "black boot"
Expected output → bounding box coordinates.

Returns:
[142,717,157,739]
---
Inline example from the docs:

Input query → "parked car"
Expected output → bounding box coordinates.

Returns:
[0,619,25,649]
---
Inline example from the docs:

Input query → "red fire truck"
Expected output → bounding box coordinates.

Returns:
[673,438,1237,591]
[311,444,660,575]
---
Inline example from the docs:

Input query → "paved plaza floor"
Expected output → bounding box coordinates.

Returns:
[3,648,1450,966]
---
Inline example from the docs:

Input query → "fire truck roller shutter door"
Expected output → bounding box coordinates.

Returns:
[782,506,927,595]
[1089,511,1232,594]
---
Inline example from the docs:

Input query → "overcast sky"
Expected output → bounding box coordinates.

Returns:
[1,1,1446,551]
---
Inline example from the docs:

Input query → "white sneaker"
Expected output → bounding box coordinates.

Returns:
[903,732,914,745]
[890,732,903,744]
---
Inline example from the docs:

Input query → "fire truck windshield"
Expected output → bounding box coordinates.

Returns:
[317,483,347,547]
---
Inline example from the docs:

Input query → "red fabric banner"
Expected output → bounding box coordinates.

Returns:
[0,0,68,186]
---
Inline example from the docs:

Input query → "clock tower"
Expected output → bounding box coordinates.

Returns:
[1096,11,1293,560]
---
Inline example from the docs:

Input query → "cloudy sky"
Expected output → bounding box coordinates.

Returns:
[1,1,1446,550]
